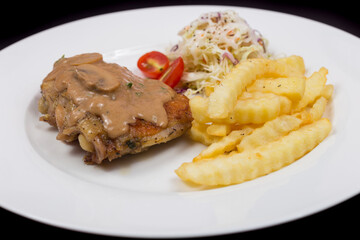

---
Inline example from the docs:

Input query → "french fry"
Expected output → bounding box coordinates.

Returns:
[265,55,305,77]
[207,56,305,119]
[193,127,253,162]
[176,119,331,186]
[247,76,306,102]
[191,92,292,125]
[208,59,266,119]
[293,67,328,111]
[237,115,302,152]
[309,97,328,121]
[181,55,333,187]
[206,123,232,137]
[189,121,221,146]
[233,92,292,124]
[321,84,334,100]
[189,95,212,124]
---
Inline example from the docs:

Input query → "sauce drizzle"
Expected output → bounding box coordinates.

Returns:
[44,53,176,138]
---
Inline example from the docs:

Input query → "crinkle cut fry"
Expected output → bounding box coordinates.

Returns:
[176,118,331,186]
[207,56,305,119]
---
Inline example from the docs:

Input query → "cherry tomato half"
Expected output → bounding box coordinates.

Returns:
[159,57,184,88]
[137,51,170,79]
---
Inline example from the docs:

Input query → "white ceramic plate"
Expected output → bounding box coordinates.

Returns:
[1,5,360,238]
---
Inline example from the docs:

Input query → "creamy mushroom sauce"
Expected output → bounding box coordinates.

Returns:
[43,53,176,138]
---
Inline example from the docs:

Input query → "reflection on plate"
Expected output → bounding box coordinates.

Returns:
[1,5,360,238]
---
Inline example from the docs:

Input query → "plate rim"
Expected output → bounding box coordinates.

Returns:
[1,4,360,238]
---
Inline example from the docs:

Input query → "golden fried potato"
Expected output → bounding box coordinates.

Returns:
[234,92,292,124]
[189,96,212,123]
[309,97,328,121]
[208,59,266,119]
[206,124,231,137]
[207,56,305,119]
[321,84,334,100]
[237,115,302,152]
[176,119,331,186]
[181,55,333,187]
[189,121,221,146]
[193,127,253,162]
[190,92,292,125]
[265,55,305,77]
[247,76,305,102]
[293,67,328,112]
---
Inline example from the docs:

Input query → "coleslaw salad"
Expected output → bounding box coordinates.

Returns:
[166,10,269,97]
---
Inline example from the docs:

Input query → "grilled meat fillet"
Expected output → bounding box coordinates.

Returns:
[38,53,192,164]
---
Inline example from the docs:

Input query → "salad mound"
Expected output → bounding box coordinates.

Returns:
[166,10,269,97]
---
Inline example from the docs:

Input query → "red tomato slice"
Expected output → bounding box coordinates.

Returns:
[159,57,184,88]
[137,51,170,79]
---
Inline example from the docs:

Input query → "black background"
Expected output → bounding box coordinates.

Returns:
[1,0,359,239]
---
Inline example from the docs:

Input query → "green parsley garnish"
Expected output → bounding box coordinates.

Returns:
[55,54,65,64]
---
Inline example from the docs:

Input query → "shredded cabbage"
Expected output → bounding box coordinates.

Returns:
[166,10,269,97]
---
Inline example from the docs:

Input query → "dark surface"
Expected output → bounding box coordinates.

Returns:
[1,0,359,239]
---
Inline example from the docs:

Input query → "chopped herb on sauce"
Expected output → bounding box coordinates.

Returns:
[126,140,136,149]
[55,54,65,64]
